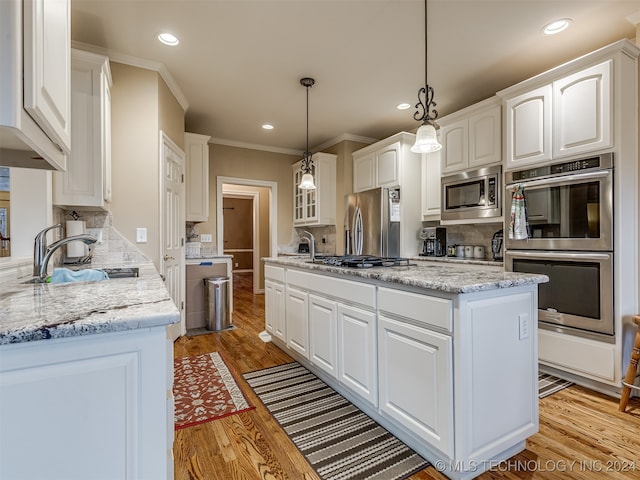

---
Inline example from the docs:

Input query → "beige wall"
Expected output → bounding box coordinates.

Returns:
[322,139,370,254]
[110,62,185,269]
[197,144,299,250]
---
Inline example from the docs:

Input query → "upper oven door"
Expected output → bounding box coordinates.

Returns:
[505,168,613,251]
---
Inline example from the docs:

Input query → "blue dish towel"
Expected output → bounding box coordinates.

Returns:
[49,267,109,284]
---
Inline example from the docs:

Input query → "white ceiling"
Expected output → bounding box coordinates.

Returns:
[71,0,640,154]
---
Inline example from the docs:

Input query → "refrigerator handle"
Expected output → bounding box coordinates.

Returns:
[353,206,363,256]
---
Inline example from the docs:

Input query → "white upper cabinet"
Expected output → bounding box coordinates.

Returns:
[500,49,619,170]
[553,61,612,159]
[504,85,552,169]
[292,152,336,226]
[353,151,377,193]
[0,0,70,170]
[352,132,421,193]
[53,50,112,209]
[439,98,501,175]
[421,150,441,221]
[185,133,211,222]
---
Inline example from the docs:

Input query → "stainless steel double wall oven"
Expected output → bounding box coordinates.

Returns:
[504,153,614,341]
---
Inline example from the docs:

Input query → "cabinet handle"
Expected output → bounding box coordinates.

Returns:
[163,254,175,261]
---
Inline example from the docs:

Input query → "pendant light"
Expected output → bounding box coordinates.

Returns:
[298,77,316,190]
[411,0,442,153]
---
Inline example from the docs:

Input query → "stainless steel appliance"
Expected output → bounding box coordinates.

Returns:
[419,226,446,256]
[441,165,501,222]
[504,153,613,251]
[491,229,503,261]
[345,187,400,257]
[506,250,613,340]
[504,153,614,341]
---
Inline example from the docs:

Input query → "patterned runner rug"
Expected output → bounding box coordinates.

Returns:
[538,372,573,398]
[243,362,430,480]
[173,351,254,429]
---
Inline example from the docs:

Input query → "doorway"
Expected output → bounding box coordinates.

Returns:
[217,176,278,295]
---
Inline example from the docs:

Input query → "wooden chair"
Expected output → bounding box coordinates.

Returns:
[619,315,640,412]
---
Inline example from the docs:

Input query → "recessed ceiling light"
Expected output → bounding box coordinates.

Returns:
[397,103,411,110]
[158,32,179,46]
[262,124,274,130]
[542,18,572,35]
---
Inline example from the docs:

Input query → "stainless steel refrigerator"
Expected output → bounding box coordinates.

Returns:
[345,187,401,257]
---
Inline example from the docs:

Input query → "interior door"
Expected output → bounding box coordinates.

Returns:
[160,132,185,341]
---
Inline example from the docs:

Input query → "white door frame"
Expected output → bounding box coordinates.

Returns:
[159,131,185,340]
[216,176,278,290]
[222,191,260,291]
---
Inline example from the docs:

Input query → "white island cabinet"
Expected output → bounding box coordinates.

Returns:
[264,257,545,480]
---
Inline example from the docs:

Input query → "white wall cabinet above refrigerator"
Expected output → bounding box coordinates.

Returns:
[53,50,112,210]
[0,0,70,171]
[185,132,211,222]
[439,97,502,175]
[292,152,336,226]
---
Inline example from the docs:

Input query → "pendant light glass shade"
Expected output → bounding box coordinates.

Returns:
[411,121,442,153]
[411,0,442,154]
[298,171,316,190]
[298,77,316,190]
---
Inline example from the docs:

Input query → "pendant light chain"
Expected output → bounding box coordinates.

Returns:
[298,77,317,189]
[413,0,438,126]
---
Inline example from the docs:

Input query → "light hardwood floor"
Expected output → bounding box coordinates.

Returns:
[174,272,640,480]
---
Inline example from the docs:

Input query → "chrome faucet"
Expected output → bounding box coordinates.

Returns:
[33,225,98,280]
[302,230,315,261]
[33,224,63,277]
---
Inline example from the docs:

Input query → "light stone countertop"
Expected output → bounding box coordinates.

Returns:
[410,255,504,267]
[265,256,547,294]
[0,262,179,345]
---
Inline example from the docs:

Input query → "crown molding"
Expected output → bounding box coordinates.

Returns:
[71,41,190,112]
[314,133,379,151]
[208,137,303,156]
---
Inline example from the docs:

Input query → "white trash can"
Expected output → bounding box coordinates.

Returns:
[204,276,231,331]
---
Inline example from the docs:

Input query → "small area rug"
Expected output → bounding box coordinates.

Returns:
[173,351,254,429]
[243,362,430,480]
[538,372,573,398]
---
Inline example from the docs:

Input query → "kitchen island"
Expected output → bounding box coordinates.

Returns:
[264,256,547,480]
[0,261,179,480]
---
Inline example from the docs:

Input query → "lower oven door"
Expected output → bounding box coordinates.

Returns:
[505,250,613,340]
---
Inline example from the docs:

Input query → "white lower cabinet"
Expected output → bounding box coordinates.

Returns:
[337,303,378,407]
[0,327,172,480]
[265,279,286,342]
[308,294,338,379]
[378,314,453,456]
[285,285,309,359]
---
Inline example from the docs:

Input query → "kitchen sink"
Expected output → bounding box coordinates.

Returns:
[22,267,139,284]
[100,267,139,278]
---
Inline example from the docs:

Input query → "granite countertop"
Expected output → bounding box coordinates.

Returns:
[264,256,547,294]
[0,262,180,345]
[410,255,504,267]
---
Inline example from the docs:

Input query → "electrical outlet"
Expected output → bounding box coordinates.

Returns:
[200,234,212,243]
[136,227,147,243]
[518,314,529,340]
[235,262,239,267]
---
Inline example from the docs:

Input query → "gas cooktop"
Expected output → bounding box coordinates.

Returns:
[314,255,413,269]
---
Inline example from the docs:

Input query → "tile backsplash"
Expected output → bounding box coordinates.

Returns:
[55,208,148,266]
[434,222,503,260]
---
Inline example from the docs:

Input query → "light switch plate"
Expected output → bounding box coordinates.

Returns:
[136,227,147,243]
[200,234,212,243]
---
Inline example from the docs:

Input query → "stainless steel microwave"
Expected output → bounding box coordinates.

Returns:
[441,165,502,222]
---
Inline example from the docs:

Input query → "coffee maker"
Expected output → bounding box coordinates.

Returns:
[491,229,504,261]
[419,227,447,256]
